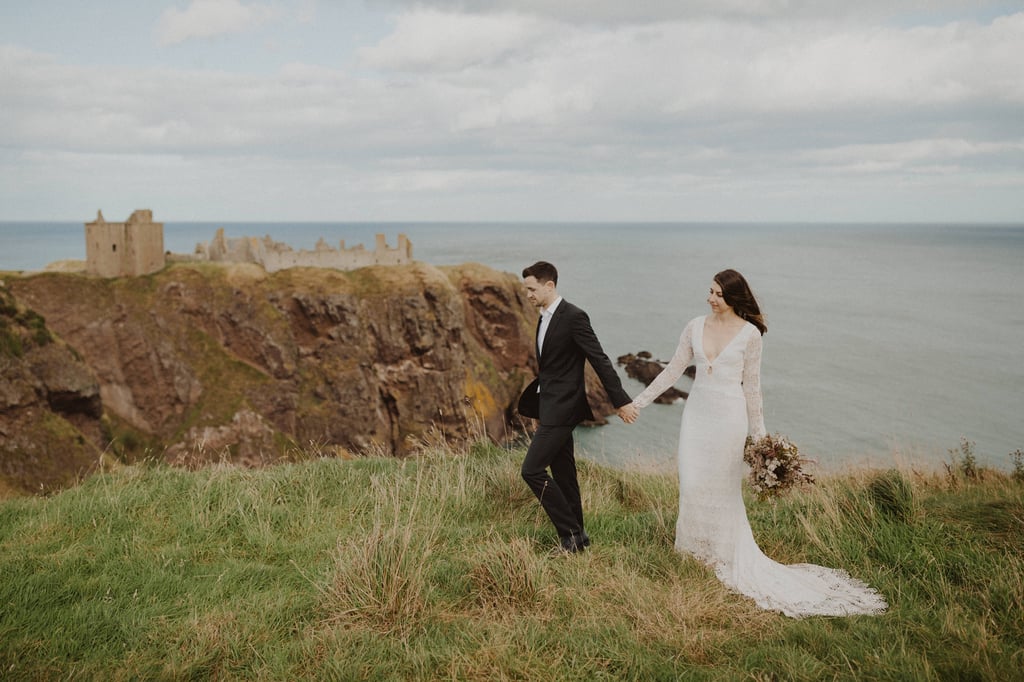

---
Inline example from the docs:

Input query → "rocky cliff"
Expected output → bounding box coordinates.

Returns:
[3,261,632,493]
[7,261,543,469]
[1,280,105,494]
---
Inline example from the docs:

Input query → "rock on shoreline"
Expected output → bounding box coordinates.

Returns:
[616,351,693,403]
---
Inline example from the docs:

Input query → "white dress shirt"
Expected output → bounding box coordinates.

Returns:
[537,296,563,358]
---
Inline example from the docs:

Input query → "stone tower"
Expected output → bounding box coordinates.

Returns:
[85,209,165,278]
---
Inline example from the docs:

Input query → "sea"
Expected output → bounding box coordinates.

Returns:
[2,221,1023,474]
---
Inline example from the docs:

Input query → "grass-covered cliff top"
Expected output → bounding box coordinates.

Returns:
[1,442,1022,680]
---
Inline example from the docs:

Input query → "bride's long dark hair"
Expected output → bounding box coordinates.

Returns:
[715,269,767,336]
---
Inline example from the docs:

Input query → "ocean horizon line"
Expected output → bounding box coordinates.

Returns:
[2,219,1023,228]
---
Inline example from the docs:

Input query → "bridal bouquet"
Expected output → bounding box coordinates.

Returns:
[743,433,815,501]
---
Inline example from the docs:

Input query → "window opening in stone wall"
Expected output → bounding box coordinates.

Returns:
[112,244,117,252]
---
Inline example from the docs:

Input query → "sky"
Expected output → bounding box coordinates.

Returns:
[1,0,1023,222]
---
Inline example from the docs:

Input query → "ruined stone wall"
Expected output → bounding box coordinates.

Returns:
[85,218,125,278]
[85,210,165,278]
[195,229,413,273]
[124,210,165,275]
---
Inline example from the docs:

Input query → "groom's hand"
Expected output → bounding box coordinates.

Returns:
[617,404,638,424]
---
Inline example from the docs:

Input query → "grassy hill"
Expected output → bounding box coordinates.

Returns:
[1,441,1022,680]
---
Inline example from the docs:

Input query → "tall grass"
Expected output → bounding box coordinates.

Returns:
[1,443,1022,680]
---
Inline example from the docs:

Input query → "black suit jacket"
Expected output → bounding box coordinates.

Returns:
[517,299,631,426]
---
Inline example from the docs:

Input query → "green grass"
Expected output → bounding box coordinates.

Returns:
[1,443,1022,680]
[1,281,52,358]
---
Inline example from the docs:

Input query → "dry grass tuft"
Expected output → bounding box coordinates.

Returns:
[467,536,552,611]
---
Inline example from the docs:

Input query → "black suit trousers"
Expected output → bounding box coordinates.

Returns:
[521,424,584,539]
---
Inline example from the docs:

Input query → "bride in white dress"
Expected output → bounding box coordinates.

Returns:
[631,269,887,618]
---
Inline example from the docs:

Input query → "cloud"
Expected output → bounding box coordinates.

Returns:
[6,12,1023,152]
[366,0,1009,25]
[156,0,279,46]
[802,138,1024,173]
[2,5,1023,220]
[358,9,551,72]
[355,9,1024,129]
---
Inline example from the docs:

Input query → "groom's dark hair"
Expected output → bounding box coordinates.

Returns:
[522,261,558,285]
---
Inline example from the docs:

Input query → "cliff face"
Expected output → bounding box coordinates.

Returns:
[1,281,104,494]
[7,262,541,470]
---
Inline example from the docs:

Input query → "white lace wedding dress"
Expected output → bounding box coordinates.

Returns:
[632,315,887,618]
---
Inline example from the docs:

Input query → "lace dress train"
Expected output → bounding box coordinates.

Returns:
[633,316,886,618]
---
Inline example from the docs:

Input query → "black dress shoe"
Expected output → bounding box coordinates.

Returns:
[558,532,587,554]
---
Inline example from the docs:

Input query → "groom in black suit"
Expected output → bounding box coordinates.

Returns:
[518,261,638,554]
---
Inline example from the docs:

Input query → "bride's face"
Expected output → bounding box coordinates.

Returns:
[707,282,732,315]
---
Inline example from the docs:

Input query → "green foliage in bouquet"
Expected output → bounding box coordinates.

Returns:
[743,433,815,501]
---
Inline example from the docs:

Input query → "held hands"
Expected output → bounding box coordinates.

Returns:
[617,403,639,424]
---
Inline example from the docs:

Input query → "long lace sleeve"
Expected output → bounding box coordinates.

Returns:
[743,329,767,439]
[632,319,695,409]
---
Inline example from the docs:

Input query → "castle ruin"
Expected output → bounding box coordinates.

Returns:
[82,210,413,277]
[191,228,413,273]
[85,210,165,278]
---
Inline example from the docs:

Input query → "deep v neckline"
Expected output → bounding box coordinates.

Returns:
[700,315,748,365]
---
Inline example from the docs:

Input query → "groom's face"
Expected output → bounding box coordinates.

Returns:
[523,276,556,309]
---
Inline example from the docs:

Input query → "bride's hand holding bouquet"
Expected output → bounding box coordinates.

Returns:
[743,433,815,501]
